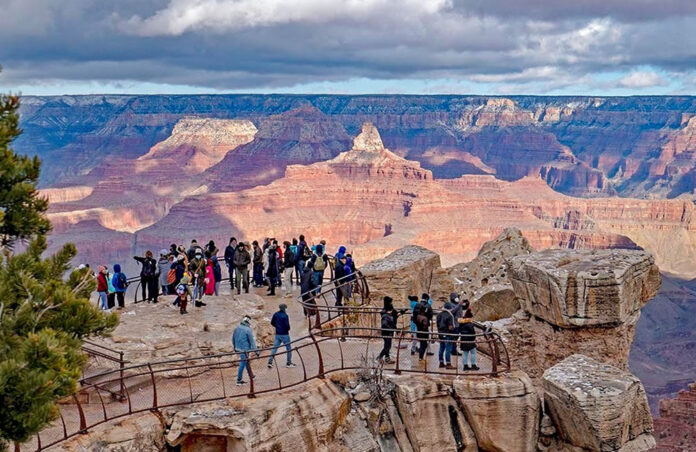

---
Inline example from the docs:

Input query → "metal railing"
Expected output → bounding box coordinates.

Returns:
[19,268,509,452]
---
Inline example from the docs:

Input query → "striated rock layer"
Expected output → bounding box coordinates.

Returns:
[654,380,696,452]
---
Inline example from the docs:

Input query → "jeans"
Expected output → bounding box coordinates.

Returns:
[438,340,454,364]
[193,279,204,301]
[98,291,108,310]
[297,259,306,279]
[462,348,477,366]
[313,271,324,293]
[378,336,393,360]
[253,262,264,286]
[236,266,249,293]
[268,334,292,365]
[227,264,236,288]
[214,282,220,296]
[237,352,252,382]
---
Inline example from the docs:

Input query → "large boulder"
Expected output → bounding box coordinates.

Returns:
[543,354,655,452]
[452,371,540,452]
[390,375,478,451]
[509,249,661,328]
[361,245,444,306]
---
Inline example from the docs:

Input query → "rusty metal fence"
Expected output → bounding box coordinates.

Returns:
[18,270,509,452]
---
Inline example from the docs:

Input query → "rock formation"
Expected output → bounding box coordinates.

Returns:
[508,249,660,328]
[543,355,655,451]
[653,380,696,451]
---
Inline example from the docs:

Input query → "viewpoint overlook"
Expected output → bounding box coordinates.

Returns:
[11,94,696,451]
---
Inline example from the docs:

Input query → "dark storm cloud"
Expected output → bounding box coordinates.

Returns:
[0,0,694,93]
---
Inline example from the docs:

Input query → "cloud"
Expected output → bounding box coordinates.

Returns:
[119,0,452,36]
[0,0,695,94]
[618,71,667,88]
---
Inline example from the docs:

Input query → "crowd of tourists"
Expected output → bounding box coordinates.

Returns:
[230,290,479,386]
[93,235,356,315]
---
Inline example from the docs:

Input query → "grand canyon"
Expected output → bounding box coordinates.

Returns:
[16,94,696,450]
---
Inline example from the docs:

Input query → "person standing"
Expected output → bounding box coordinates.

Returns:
[436,299,456,369]
[333,253,347,306]
[252,241,264,287]
[212,255,222,296]
[233,242,251,294]
[297,234,310,277]
[310,244,329,290]
[266,243,279,296]
[175,284,189,314]
[134,250,158,303]
[224,237,238,290]
[377,297,400,364]
[111,264,128,309]
[413,294,434,363]
[267,304,296,368]
[157,250,171,295]
[188,251,207,306]
[282,242,295,298]
[232,316,259,385]
[300,264,318,319]
[458,309,479,370]
[204,254,216,296]
[96,265,109,311]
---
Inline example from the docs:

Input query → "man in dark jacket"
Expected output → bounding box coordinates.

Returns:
[436,301,457,369]
[300,264,317,318]
[233,242,251,294]
[267,304,296,368]
[266,244,279,296]
[413,294,434,361]
[377,297,402,364]
[134,250,159,303]
[252,240,264,287]
[224,237,237,290]
[333,254,347,306]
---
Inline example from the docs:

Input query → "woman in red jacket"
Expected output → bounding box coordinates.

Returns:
[96,265,109,311]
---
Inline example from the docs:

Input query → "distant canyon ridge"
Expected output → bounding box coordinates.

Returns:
[16,94,696,277]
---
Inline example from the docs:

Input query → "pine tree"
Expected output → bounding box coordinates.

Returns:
[0,67,118,451]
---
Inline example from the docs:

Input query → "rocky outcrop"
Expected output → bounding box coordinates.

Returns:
[509,249,661,328]
[360,245,447,306]
[543,355,655,451]
[447,228,533,321]
[452,372,540,452]
[653,380,696,451]
[49,412,165,451]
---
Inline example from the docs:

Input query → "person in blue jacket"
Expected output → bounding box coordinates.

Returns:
[267,304,296,368]
[232,316,259,385]
[111,264,128,309]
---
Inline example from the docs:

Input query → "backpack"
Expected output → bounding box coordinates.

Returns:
[313,254,326,271]
[167,268,177,284]
[302,244,312,260]
[116,273,128,290]
[415,301,430,330]
[437,309,455,332]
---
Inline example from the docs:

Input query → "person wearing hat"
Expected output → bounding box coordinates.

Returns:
[134,250,159,303]
[232,316,259,385]
[174,284,189,315]
[267,304,296,368]
[377,296,404,364]
[158,250,171,295]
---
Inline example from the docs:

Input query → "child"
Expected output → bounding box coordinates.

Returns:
[175,284,189,315]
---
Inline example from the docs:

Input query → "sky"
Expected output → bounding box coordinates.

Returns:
[0,0,695,96]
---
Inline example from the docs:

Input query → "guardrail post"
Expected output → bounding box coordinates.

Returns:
[491,336,500,377]
[147,363,158,410]
[73,394,88,433]
[394,331,403,375]
[309,332,325,378]
[247,355,256,398]
[119,351,126,401]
